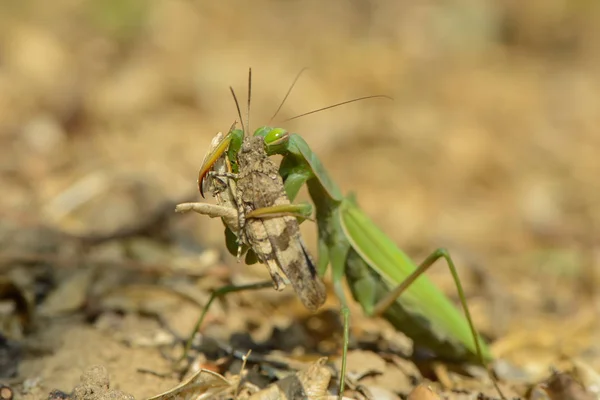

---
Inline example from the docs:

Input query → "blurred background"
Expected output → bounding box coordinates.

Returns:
[1,0,599,398]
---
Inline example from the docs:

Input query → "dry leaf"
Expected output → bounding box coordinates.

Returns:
[146,368,236,400]
[247,358,331,400]
[573,358,600,397]
[542,371,596,400]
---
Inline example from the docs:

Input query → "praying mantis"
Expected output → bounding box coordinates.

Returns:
[177,70,505,399]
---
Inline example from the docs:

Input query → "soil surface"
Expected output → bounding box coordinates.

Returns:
[1,1,599,399]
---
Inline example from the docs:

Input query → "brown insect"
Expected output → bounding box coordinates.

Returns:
[176,71,326,311]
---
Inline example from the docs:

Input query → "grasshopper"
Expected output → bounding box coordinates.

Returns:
[231,133,326,309]
[177,134,327,310]
[181,71,505,398]
[177,79,326,312]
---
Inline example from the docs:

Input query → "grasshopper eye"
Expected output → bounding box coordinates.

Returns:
[264,128,289,146]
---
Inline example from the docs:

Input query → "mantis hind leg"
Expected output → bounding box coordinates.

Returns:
[371,248,506,399]
[336,304,350,400]
[332,280,350,399]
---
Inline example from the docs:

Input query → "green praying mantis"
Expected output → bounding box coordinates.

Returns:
[178,70,505,399]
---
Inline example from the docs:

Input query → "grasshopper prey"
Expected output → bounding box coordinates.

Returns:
[176,74,326,312]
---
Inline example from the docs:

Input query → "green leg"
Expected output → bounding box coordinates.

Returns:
[246,202,313,222]
[339,305,350,399]
[371,248,506,400]
[179,280,274,364]
[279,165,312,202]
[333,280,350,399]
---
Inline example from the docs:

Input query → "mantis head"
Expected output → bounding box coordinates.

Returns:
[254,126,289,156]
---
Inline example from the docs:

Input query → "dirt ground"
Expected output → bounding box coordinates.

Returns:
[1,1,600,399]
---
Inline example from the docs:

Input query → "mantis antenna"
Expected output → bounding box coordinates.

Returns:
[235,69,392,132]
[269,67,309,124]
[270,68,392,125]
[283,95,393,122]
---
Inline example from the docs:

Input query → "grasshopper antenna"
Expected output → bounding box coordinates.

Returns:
[246,68,252,134]
[283,95,393,122]
[229,87,245,135]
[269,67,308,124]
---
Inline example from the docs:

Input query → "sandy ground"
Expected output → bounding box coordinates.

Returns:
[1,1,599,399]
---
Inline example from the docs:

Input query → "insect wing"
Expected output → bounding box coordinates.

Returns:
[339,197,491,361]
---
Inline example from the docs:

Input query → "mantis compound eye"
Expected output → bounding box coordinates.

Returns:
[264,127,289,146]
